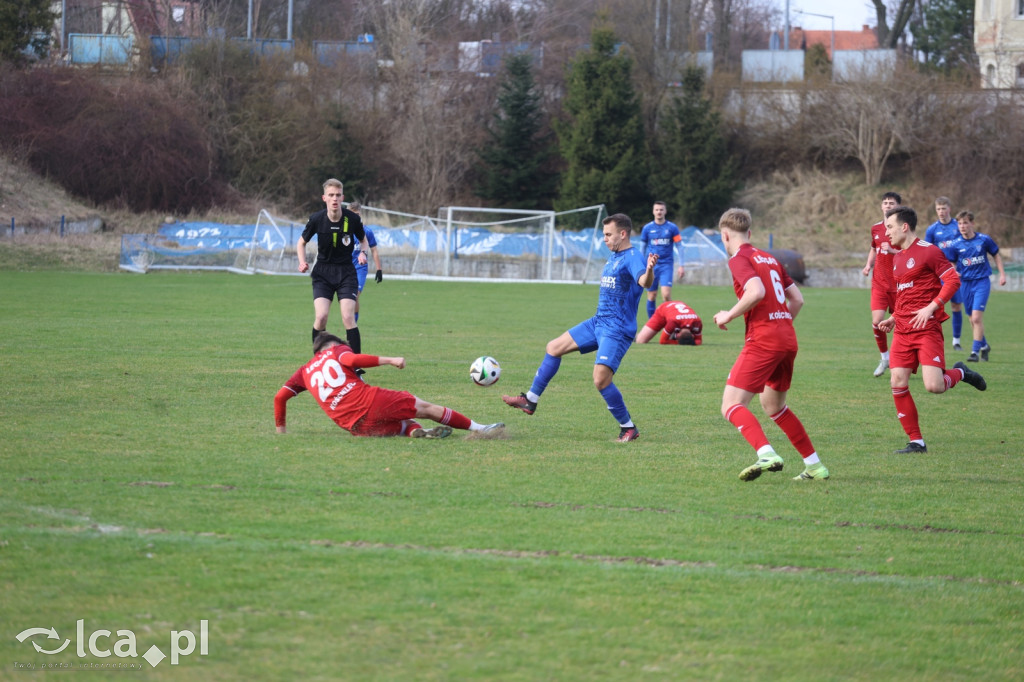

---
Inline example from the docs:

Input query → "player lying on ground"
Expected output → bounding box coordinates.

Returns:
[635,300,703,345]
[275,333,504,439]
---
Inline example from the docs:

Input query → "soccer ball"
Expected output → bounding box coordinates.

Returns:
[469,356,501,386]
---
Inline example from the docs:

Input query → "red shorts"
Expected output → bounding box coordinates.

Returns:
[870,287,895,313]
[348,387,418,437]
[727,345,796,394]
[890,328,945,371]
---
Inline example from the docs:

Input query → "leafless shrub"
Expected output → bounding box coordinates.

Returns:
[0,66,224,213]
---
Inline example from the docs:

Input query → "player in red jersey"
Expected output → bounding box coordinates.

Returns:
[712,208,829,482]
[861,191,902,377]
[275,333,504,438]
[635,300,703,345]
[877,206,987,454]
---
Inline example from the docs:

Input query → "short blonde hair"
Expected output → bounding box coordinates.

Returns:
[718,208,752,233]
[323,178,343,193]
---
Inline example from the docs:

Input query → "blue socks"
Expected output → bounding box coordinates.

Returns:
[952,311,962,339]
[647,300,656,318]
[529,354,561,397]
[599,383,631,425]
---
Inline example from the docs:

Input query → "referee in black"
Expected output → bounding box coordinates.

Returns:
[297,178,369,353]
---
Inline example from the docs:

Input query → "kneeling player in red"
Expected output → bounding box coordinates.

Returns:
[635,300,703,346]
[275,333,504,438]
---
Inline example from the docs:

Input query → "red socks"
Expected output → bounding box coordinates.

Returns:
[769,406,816,458]
[726,404,770,452]
[892,387,922,441]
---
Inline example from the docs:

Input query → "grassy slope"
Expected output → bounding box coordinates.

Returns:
[3,153,976,272]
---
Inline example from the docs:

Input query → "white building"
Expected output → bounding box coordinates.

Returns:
[975,0,1024,88]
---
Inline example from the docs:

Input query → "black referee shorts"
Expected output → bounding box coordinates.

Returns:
[311,262,359,302]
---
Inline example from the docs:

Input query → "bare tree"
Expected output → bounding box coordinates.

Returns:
[873,0,914,48]
[804,67,933,186]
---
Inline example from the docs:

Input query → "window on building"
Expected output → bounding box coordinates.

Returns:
[1017,63,1024,87]
[1019,0,1024,16]
[172,6,185,23]
[987,64,996,87]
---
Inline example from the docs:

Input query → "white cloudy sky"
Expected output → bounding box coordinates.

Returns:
[784,0,879,32]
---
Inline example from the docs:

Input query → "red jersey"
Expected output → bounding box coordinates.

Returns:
[645,301,703,345]
[891,239,958,335]
[276,345,381,430]
[870,221,898,292]
[728,243,798,352]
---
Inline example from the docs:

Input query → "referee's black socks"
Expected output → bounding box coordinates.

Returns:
[346,327,361,354]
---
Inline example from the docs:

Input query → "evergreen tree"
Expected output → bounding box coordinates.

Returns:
[475,53,557,209]
[554,24,649,219]
[307,110,370,212]
[650,66,737,228]
[910,0,976,77]
[0,0,57,62]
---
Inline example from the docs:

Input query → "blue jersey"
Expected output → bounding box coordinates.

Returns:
[947,232,999,281]
[924,219,959,260]
[595,247,648,338]
[639,221,680,263]
[352,227,377,268]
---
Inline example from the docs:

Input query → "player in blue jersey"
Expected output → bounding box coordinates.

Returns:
[348,203,382,324]
[948,211,1006,362]
[638,201,685,318]
[924,197,964,349]
[502,213,657,442]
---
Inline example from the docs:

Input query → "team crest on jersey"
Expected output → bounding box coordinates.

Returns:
[342,235,352,246]
[906,258,915,268]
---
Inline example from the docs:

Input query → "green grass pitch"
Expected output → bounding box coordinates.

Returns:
[1,271,1022,680]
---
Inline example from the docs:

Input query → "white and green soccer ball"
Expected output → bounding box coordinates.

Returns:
[469,356,501,386]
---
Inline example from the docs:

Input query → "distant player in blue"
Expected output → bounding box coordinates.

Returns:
[502,214,657,442]
[924,197,963,349]
[348,202,382,323]
[948,211,1006,362]
[639,201,685,318]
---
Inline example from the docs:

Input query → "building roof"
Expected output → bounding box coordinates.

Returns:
[790,25,879,59]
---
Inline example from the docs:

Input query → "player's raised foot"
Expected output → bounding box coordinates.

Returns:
[980,344,991,361]
[478,422,505,434]
[793,462,830,481]
[967,352,979,362]
[954,361,987,391]
[502,393,536,415]
[894,442,927,454]
[411,425,453,439]
[873,356,889,377]
[354,368,366,376]
[616,426,640,442]
[738,453,784,481]
[952,341,962,351]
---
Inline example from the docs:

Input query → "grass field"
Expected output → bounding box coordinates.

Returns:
[1,271,1022,681]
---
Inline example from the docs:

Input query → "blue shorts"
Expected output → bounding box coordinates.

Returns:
[960,278,991,314]
[355,264,368,293]
[567,318,632,372]
[646,262,675,291]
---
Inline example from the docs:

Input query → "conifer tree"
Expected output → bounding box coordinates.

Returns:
[555,23,649,219]
[650,66,737,228]
[475,53,557,209]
